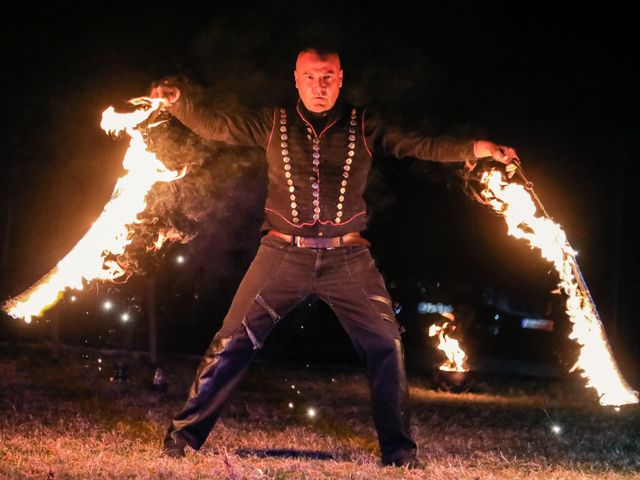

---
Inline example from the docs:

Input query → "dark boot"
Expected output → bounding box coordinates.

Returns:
[367,337,417,464]
[162,429,189,458]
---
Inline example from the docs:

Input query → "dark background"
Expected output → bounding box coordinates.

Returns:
[1,4,638,383]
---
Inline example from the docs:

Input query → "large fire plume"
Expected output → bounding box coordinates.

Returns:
[479,167,637,406]
[429,311,469,373]
[2,98,186,323]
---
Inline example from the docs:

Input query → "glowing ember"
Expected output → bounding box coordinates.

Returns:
[480,168,638,406]
[428,312,469,373]
[2,98,185,323]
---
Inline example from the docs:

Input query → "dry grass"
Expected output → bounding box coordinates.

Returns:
[0,345,639,479]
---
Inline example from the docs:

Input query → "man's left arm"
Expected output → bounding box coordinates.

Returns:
[364,112,518,168]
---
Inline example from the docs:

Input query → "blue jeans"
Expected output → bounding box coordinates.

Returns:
[167,234,416,463]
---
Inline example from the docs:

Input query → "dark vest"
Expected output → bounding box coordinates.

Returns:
[169,89,475,238]
[262,102,370,236]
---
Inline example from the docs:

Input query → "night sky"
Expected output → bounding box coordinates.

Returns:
[2,5,638,374]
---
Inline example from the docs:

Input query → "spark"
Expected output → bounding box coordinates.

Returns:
[70,296,77,302]
[288,402,294,409]
[121,313,130,322]
[103,301,113,311]
[176,255,185,264]
[542,409,562,435]
[307,408,317,418]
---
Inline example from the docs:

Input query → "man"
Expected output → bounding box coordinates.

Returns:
[151,48,517,467]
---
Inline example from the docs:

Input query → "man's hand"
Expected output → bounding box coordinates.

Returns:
[149,81,181,106]
[474,140,519,177]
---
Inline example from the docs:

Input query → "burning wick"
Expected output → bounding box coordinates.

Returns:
[480,169,638,406]
[2,98,186,323]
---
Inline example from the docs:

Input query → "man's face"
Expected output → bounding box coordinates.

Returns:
[294,51,343,113]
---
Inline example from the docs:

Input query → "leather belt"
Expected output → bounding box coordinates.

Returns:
[267,230,371,249]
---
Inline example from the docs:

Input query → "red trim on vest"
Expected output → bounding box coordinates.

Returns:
[266,108,277,150]
[264,208,366,229]
[296,101,340,139]
[362,109,373,157]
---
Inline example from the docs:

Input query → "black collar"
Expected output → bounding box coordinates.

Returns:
[296,99,345,132]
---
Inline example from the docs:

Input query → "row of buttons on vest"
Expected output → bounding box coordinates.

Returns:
[307,127,322,220]
[279,109,301,222]
[277,107,357,224]
[335,109,358,222]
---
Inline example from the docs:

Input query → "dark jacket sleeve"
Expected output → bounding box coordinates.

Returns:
[363,111,476,163]
[168,90,274,149]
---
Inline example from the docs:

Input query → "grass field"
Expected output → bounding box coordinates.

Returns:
[0,344,638,479]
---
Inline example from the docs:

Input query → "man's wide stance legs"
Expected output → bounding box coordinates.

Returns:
[164,236,416,464]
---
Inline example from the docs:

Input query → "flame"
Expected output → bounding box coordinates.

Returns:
[428,312,469,372]
[2,98,186,323]
[480,169,638,406]
[147,227,195,252]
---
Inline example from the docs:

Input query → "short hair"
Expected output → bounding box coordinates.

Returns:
[295,47,342,70]
[297,46,341,58]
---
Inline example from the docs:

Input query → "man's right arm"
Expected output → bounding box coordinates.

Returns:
[150,81,273,148]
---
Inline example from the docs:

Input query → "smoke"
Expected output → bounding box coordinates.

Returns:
[112,23,482,300]
[120,99,266,288]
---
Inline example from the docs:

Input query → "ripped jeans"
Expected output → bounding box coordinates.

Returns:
[167,234,417,463]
